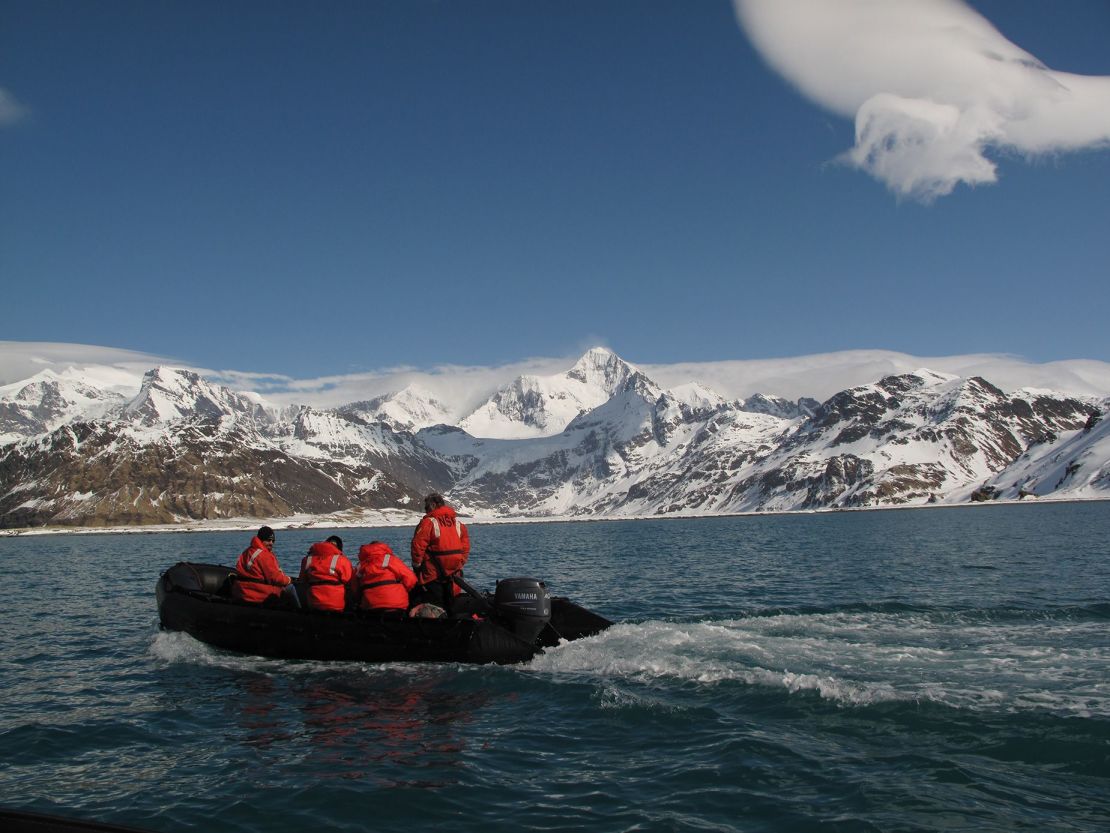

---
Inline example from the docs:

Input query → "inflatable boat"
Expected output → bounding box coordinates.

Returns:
[156,562,612,665]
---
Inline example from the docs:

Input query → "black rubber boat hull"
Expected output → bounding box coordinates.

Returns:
[0,808,155,833]
[156,562,611,665]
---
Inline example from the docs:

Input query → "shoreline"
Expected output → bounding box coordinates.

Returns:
[2,494,1106,538]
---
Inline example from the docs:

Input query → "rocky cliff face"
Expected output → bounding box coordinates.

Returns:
[0,353,1103,529]
[735,372,1094,512]
[983,398,1110,500]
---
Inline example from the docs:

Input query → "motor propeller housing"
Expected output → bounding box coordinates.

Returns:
[493,577,551,643]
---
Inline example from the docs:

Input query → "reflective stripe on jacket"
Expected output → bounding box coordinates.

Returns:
[357,541,417,611]
[410,506,470,590]
[232,536,290,604]
[299,541,354,611]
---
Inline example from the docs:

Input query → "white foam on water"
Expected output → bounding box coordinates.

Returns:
[596,683,687,713]
[148,630,489,685]
[527,613,1110,717]
[150,630,229,666]
[149,630,330,677]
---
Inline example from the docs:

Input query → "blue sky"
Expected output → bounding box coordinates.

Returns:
[2,0,1108,381]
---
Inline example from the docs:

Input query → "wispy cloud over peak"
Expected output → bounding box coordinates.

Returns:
[0,87,29,126]
[733,0,1110,200]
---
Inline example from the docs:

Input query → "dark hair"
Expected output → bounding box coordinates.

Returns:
[424,493,446,513]
[257,525,275,542]
[325,535,343,551]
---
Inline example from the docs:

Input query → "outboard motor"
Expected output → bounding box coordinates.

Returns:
[494,577,551,644]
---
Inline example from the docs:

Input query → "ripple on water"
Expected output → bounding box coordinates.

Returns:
[1,507,1109,833]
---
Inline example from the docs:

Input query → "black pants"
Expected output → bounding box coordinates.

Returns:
[411,580,488,618]
[410,580,453,610]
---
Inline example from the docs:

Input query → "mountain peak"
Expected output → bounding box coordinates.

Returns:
[0,368,61,398]
[0,370,126,443]
[339,384,456,432]
[125,366,267,425]
[566,347,635,388]
[457,348,643,439]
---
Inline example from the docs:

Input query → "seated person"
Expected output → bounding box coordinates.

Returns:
[232,526,292,604]
[298,538,354,611]
[356,541,417,614]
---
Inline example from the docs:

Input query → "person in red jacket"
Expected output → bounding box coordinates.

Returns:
[232,526,292,605]
[356,541,417,614]
[298,537,354,611]
[410,493,470,610]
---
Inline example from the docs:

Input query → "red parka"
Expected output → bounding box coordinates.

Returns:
[299,541,354,611]
[411,505,470,594]
[232,536,291,604]
[356,541,417,611]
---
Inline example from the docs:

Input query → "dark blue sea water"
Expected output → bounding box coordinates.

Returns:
[1,502,1108,832]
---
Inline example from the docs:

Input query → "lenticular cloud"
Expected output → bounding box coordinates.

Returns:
[0,87,28,126]
[733,0,1110,200]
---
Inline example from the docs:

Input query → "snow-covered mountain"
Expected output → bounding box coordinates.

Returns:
[0,367,451,528]
[980,399,1110,501]
[421,364,788,516]
[337,385,456,433]
[0,370,128,445]
[423,368,1098,518]
[123,367,273,427]
[457,347,639,439]
[0,349,1105,529]
[738,371,1094,512]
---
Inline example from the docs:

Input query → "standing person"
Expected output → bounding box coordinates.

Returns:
[410,493,470,610]
[299,538,354,611]
[356,541,417,614]
[232,525,292,604]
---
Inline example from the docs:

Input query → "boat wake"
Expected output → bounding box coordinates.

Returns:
[150,600,1109,720]
[527,606,1110,718]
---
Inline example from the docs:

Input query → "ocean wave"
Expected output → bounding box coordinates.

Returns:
[527,615,1110,718]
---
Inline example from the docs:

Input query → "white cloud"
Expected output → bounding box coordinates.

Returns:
[205,349,1110,410]
[0,341,176,394]
[253,355,588,414]
[643,350,1110,402]
[0,87,28,126]
[0,342,582,414]
[4,342,1108,415]
[733,0,1110,200]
